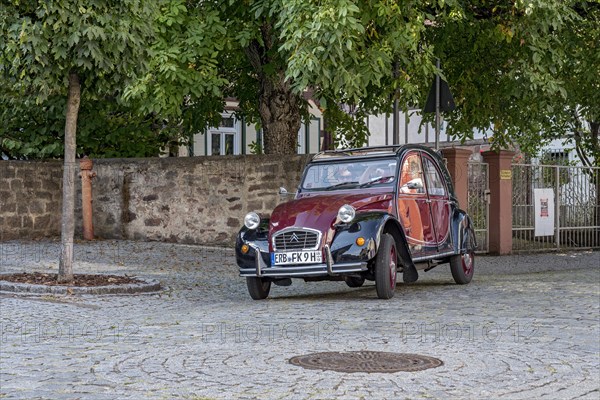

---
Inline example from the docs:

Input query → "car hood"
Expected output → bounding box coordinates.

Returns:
[269,191,394,238]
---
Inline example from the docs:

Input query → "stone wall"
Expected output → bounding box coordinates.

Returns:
[0,155,310,245]
[0,161,63,240]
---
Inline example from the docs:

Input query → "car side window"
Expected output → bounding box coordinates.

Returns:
[399,153,425,194]
[423,157,447,197]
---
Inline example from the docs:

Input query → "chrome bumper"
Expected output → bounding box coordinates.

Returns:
[239,244,368,278]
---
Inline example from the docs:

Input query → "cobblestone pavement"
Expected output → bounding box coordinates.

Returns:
[1,240,599,399]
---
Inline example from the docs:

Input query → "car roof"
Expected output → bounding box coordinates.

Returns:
[307,144,457,201]
[311,144,441,162]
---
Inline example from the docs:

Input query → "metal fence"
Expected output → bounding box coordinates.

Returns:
[467,162,489,253]
[512,163,600,252]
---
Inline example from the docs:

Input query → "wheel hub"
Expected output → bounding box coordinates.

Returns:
[390,247,397,288]
[462,252,473,274]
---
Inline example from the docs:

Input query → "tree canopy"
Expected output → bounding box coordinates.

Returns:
[282,0,599,164]
[1,0,157,281]
[1,0,598,162]
[0,0,160,160]
[1,0,155,98]
[125,0,311,154]
[0,89,184,159]
[428,0,599,167]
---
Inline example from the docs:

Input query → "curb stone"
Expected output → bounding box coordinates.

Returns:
[0,274,162,295]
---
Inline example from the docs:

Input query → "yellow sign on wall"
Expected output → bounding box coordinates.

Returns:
[500,169,512,180]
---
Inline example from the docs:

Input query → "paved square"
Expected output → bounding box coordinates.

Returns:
[1,240,599,399]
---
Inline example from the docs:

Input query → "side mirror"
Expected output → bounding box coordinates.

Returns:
[406,180,423,190]
[279,187,297,200]
[400,179,424,193]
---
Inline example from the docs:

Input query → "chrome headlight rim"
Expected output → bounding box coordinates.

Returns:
[244,212,261,230]
[337,204,356,223]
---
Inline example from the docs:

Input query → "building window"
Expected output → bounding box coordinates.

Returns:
[207,114,240,155]
[298,124,306,154]
[210,132,236,155]
[543,150,569,165]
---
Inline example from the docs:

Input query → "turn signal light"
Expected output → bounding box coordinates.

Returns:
[356,237,365,246]
[241,244,250,254]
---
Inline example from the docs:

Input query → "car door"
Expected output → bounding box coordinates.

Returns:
[422,155,453,254]
[397,152,438,258]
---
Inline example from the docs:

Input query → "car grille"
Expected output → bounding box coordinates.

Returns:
[273,229,320,251]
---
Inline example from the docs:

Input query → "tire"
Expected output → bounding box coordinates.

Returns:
[246,277,271,300]
[450,250,475,284]
[374,233,398,299]
[344,276,365,288]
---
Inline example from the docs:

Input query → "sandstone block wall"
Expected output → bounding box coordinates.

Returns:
[0,155,310,245]
[0,161,63,240]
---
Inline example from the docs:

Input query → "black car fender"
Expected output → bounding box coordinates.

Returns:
[331,211,415,270]
[235,218,270,268]
[451,209,477,254]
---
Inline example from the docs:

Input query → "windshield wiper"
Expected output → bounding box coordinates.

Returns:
[323,181,360,190]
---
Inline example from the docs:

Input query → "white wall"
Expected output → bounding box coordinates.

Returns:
[367,110,490,145]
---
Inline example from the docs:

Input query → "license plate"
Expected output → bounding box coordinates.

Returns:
[271,251,322,265]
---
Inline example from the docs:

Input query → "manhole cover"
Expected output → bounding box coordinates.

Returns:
[289,351,443,373]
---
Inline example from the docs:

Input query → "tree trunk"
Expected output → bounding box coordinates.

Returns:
[245,22,303,155]
[58,72,81,283]
[258,72,302,155]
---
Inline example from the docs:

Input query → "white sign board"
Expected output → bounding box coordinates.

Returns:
[534,188,555,237]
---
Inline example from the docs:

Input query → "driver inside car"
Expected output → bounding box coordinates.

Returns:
[337,165,361,183]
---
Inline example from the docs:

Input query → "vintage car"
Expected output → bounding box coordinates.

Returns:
[235,145,476,300]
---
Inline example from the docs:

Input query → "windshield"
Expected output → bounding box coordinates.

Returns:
[301,158,398,191]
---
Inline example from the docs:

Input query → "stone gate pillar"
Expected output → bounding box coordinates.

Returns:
[440,147,472,210]
[482,150,515,255]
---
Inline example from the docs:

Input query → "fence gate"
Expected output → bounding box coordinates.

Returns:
[467,162,490,253]
[512,164,600,252]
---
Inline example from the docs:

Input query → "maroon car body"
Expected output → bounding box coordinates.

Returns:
[236,145,476,299]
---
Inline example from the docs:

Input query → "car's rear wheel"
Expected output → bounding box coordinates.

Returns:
[450,250,475,284]
[375,233,397,299]
[246,277,271,300]
[344,276,365,288]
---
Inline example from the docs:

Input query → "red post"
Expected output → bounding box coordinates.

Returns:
[80,156,96,240]
[482,150,515,255]
[440,147,473,210]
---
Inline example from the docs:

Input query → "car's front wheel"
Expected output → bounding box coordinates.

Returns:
[246,277,271,300]
[374,233,398,299]
[450,250,475,284]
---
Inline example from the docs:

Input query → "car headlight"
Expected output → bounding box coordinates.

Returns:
[337,204,355,223]
[244,212,260,230]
